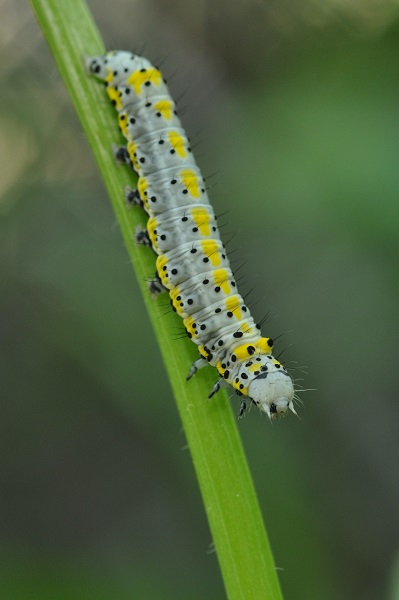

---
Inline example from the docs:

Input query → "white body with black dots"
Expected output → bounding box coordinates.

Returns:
[87,50,296,419]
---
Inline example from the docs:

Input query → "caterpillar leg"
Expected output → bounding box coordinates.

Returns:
[125,186,142,208]
[238,399,247,418]
[186,357,208,381]
[113,145,130,166]
[148,272,167,297]
[134,225,151,247]
[208,378,229,399]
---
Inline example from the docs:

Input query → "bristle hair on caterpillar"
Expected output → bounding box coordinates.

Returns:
[86,50,296,420]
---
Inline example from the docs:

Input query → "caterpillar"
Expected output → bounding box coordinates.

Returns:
[86,50,296,419]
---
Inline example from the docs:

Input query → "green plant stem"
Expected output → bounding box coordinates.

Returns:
[30,1,284,598]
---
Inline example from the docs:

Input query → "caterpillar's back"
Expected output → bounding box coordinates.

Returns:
[87,50,296,419]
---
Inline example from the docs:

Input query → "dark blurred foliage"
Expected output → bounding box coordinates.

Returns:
[1,1,399,599]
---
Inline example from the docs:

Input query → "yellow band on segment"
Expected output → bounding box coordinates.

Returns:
[156,255,169,286]
[146,217,158,250]
[137,177,148,206]
[180,169,201,198]
[183,315,197,338]
[127,140,139,171]
[118,112,129,138]
[212,268,230,294]
[225,295,242,320]
[232,337,273,360]
[200,240,221,267]
[167,131,187,159]
[106,86,122,110]
[169,286,185,316]
[190,207,211,236]
[153,100,174,120]
[127,68,162,95]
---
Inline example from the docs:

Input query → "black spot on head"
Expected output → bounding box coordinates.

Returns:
[233,332,243,339]
[254,372,268,380]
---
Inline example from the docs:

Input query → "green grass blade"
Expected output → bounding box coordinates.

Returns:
[30,1,284,598]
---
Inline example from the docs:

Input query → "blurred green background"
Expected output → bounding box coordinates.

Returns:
[1,1,399,598]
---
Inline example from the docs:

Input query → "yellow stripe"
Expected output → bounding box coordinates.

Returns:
[200,240,221,267]
[167,131,187,159]
[212,268,230,294]
[190,207,211,236]
[127,68,162,95]
[180,169,201,199]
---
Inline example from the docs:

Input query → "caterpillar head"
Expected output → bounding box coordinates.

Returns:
[247,366,295,419]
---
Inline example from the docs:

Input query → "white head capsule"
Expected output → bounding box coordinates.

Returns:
[247,367,295,419]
